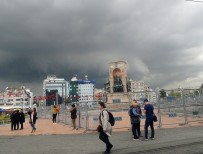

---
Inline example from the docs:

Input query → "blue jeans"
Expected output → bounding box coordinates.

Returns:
[31,123,36,130]
[144,119,154,138]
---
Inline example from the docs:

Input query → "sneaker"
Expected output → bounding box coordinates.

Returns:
[149,137,154,140]
[142,138,148,141]
[133,138,139,141]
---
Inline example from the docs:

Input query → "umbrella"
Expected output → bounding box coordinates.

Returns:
[0,108,5,112]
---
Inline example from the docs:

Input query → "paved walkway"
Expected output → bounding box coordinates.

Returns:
[0,118,86,136]
[0,119,203,154]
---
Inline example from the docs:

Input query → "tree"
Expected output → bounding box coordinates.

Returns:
[65,97,72,105]
[159,89,166,98]
[169,90,181,97]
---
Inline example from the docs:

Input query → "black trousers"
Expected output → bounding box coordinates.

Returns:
[99,131,112,152]
[16,122,19,130]
[11,122,15,130]
[144,119,154,138]
[20,122,24,129]
[132,123,140,138]
[53,114,57,123]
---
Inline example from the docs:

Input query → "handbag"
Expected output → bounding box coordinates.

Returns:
[153,114,158,122]
[96,125,103,132]
[29,119,32,124]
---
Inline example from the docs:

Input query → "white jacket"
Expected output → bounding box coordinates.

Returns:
[99,109,112,136]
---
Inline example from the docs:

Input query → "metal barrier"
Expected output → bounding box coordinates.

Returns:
[0,119,11,125]
[36,88,203,131]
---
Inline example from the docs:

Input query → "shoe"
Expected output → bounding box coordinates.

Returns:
[133,138,139,141]
[109,144,113,151]
[102,151,110,154]
[149,137,154,140]
[142,138,148,141]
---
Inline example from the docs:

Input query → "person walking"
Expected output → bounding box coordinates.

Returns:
[70,104,77,130]
[98,102,113,154]
[129,101,141,140]
[143,99,155,140]
[29,107,38,133]
[19,109,25,130]
[52,105,57,123]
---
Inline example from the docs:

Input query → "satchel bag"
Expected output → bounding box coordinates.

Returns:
[96,125,103,132]
[153,114,158,122]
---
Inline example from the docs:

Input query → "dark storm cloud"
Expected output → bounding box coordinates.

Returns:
[0,0,203,94]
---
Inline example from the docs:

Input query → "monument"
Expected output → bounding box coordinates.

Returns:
[105,61,129,104]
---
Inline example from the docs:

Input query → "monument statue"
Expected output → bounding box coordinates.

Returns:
[113,75,123,92]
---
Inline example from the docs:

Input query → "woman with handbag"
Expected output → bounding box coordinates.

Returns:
[98,102,113,154]
[70,104,77,130]
[29,107,38,133]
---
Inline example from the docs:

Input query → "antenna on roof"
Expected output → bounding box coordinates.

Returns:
[85,75,88,80]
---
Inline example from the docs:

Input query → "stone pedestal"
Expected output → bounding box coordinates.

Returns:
[106,92,129,104]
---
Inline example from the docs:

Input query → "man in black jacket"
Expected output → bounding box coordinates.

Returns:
[10,111,16,131]
[19,109,25,130]
[15,110,20,130]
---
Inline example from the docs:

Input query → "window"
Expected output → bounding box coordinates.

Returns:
[112,99,121,103]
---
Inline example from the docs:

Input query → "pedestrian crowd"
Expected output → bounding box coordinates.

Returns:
[97,99,155,154]
[8,99,155,154]
[10,109,25,131]
[10,107,38,133]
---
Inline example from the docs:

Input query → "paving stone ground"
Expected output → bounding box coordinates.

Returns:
[0,119,203,154]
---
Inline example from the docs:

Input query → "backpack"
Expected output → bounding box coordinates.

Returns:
[102,111,115,126]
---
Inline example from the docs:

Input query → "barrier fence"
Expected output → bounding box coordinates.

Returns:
[36,88,203,131]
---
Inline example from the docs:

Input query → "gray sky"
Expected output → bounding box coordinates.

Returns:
[0,0,203,95]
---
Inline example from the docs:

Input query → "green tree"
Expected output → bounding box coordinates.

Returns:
[159,89,166,98]
[169,90,181,97]
[64,97,72,105]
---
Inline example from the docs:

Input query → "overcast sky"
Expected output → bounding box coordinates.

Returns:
[0,0,203,95]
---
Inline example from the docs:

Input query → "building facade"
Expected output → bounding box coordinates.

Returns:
[69,76,79,104]
[78,78,96,107]
[43,75,69,105]
[0,86,33,108]
[128,80,157,103]
[69,76,96,107]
